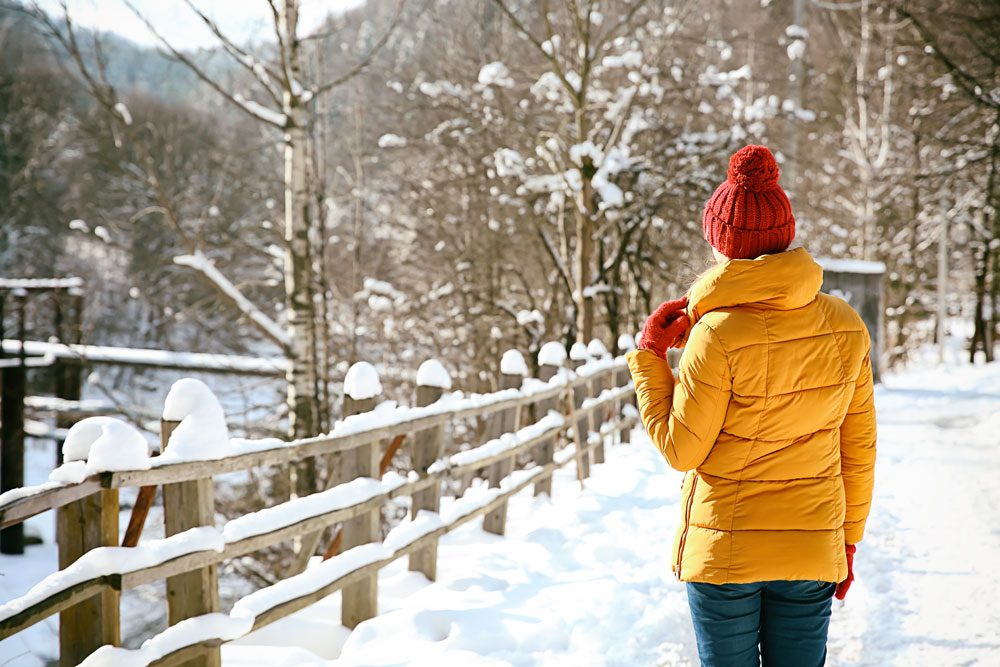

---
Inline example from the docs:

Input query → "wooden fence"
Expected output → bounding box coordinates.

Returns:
[0,347,638,666]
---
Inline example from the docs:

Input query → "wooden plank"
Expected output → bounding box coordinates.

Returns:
[161,419,220,667]
[122,484,157,547]
[57,487,120,665]
[148,641,225,667]
[339,394,379,629]
[0,478,103,530]
[0,578,112,640]
[409,382,445,580]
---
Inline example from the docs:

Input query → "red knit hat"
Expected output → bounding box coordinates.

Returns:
[702,145,795,260]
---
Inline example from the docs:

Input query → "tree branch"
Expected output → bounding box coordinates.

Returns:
[312,0,409,96]
[180,0,284,107]
[121,0,287,127]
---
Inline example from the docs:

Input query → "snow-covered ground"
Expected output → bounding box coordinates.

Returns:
[3,343,1000,665]
[225,348,1000,667]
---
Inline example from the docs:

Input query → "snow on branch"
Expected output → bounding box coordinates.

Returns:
[173,250,289,349]
[121,0,286,128]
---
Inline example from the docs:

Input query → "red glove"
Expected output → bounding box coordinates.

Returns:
[835,543,856,600]
[637,297,690,359]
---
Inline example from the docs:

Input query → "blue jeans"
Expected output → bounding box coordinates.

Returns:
[686,580,836,667]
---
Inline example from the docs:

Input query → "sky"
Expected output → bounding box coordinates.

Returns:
[33,0,368,50]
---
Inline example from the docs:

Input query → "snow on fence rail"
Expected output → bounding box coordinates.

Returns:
[0,342,639,667]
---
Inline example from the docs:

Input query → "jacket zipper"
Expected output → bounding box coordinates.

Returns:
[676,473,698,579]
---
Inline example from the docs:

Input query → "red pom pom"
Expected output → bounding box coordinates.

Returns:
[727,145,780,192]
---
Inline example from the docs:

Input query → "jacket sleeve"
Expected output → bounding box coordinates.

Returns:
[840,347,877,545]
[626,323,731,471]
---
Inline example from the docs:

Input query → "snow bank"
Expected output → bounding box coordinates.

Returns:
[500,349,529,377]
[344,362,383,401]
[160,378,231,462]
[0,527,223,624]
[416,360,452,390]
[537,341,567,367]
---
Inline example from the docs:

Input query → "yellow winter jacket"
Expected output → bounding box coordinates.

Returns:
[627,248,877,584]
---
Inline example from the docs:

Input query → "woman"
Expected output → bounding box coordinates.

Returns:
[627,145,877,667]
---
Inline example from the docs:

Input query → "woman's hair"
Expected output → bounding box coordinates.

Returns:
[677,246,718,293]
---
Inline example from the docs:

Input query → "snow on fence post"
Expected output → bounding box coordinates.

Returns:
[340,362,382,628]
[533,342,566,497]
[482,352,526,536]
[159,409,221,667]
[569,343,592,479]
[56,478,120,664]
[617,334,637,444]
[409,360,449,580]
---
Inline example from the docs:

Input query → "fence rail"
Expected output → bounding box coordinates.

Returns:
[0,346,638,667]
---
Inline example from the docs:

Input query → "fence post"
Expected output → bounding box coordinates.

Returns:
[617,334,636,444]
[483,352,525,535]
[569,344,592,479]
[339,362,381,629]
[1,291,26,555]
[56,488,120,665]
[586,340,609,464]
[590,371,607,465]
[533,341,566,497]
[409,360,448,579]
[161,418,220,667]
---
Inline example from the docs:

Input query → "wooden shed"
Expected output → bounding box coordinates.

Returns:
[816,258,886,382]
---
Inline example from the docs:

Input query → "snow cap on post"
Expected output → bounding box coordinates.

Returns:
[85,420,151,474]
[416,359,452,390]
[161,378,231,461]
[63,416,116,462]
[500,349,529,377]
[62,416,151,473]
[344,361,383,400]
[617,333,637,352]
[569,342,590,361]
[537,341,567,367]
[587,339,609,358]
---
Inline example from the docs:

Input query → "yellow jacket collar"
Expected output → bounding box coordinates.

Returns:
[687,247,823,323]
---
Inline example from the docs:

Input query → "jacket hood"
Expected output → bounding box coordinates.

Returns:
[687,247,823,324]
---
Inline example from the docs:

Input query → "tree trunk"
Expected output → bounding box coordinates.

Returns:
[971,244,991,363]
[282,0,319,477]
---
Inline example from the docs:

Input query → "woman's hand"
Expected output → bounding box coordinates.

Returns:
[835,543,856,600]
[638,297,690,359]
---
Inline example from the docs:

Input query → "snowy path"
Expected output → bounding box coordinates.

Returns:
[227,357,1000,667]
